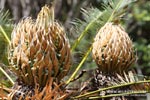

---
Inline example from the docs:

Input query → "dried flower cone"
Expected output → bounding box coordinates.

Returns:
[8,5,72,86]
[92,23,136,73]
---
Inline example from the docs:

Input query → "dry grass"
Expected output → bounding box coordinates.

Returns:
[7,78,70,100]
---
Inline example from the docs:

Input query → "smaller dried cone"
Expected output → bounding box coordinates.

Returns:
[92,23,136,74]
[8,5,72,87]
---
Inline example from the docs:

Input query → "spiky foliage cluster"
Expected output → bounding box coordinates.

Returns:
[68,0,150,100]
[0,9,12,64]
[8,5,72,87]
[0,9,11,26]
[92,23,136,73]
[67,0,136,83]
[75,69,150,99]
[8,78,69,100]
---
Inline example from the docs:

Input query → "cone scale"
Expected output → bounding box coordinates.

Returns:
[9,5,72,87]
[92,23,136,74]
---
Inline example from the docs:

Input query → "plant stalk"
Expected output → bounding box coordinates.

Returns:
[66,46,92,84]
[75,80,150,99]
[89,90,148,99]
[0,66,14,85]
[0,25,11,44]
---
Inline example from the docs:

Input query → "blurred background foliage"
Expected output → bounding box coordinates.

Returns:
[123,0,150,76]
[0,0,149,88]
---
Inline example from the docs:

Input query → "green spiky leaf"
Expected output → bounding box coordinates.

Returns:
[71,0,136,51]
[0,9,13,64]
[67,0,136,84]
[0,10,11,25]
[0,9,14,87]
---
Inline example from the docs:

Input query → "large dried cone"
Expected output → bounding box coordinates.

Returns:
[8,5,72,87]
[92,23,136,74]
